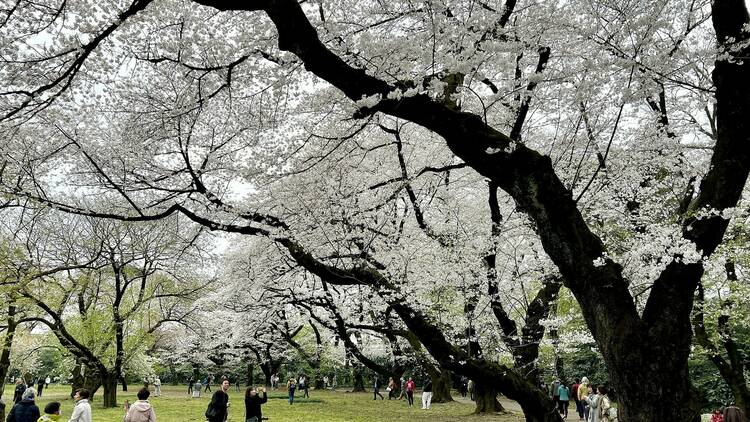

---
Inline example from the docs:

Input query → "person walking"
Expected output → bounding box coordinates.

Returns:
[286,377,297,405]
[397,376,406,400]
[205,379,230,422]
[421,378,433,410]
[38,401,62,422]
[187,376,194,395]
[468,379,475,401]
[13,378,27,405]
[459,376,468,398]
[36,378,44,398]
[551,379,561,411]
[244,386,268,422]
[68,389,92,422]
[7,388,40,422]
[124,388,157,422]
[235,379,240,392]
[153,376,161,397]
[373,376,384,400]
[577,377,590,420]
[204,375,213,393]
[571,379,580,419]
[558,382,570,418]
[405,377,416,407]
[192,380,202,398]
[387,377,397,400]
[44,377,50,389]
[299,375,309,398]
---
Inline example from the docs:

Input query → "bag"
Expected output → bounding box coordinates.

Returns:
[205,403,218,419]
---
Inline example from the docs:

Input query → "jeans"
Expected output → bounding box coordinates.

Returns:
[289,389,295,404]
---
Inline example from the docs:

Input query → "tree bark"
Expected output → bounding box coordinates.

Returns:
[351,362,365,392]
[120,374,128,392]
[0,303,18,400]
[473,382,504,414]
[102,373,118,408]
[430,367,454,404]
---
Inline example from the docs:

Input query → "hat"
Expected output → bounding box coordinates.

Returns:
[22,387,36,400]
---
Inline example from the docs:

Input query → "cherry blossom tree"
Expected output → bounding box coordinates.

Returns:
[1,0,749,420]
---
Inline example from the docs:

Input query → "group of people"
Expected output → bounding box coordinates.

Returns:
[544,377,615,421]
[4,385,92,422]
[203,379,269,422]
[284,374,310,404]
[381,376,432,409]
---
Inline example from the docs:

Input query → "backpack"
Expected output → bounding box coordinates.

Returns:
[205,403,218,419]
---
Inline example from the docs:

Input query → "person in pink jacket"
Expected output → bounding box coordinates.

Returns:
[124,388,157,422]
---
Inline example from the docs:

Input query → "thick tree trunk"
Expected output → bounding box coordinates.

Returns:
[70,362,102,399]
[102,373,118,408]
[261,364,272,387]
[351,363,365,392]
[431,370,453,403]
[473,382,504,414]
[0,304,18,400]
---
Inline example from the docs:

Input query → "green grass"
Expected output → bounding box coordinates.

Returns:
[9,384,524,421]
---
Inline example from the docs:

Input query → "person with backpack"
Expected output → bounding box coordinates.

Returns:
[583,385,612,422]
[244,386,267,422]
[205,379,230,422]
[286,377,297,405]
[124,388,157,422]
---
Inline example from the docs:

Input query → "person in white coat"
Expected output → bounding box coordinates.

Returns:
[153,377,161,397]
[68,389,92,422]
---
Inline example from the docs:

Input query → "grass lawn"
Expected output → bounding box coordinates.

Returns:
[6,384,524,421]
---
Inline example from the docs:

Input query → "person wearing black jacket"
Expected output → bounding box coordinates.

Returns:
[244,387,268,422]
[7,388,40,422]
[421,379,433,410]
[12,379,26,405]
[205,380,230,422]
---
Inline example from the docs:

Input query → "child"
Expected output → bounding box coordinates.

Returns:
[38,402,62,422]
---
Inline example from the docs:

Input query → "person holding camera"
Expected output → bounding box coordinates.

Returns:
[244,386,268,422]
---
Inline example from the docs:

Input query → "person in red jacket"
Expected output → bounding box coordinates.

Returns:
[405,377,416,407]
